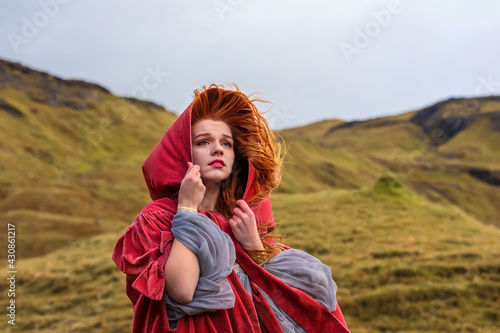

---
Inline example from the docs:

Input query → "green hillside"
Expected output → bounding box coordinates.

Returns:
[0,60,177,258]
[278,96,500,226]
[1,185,499,332]
[0,59,499,332]
[272,185,500,332]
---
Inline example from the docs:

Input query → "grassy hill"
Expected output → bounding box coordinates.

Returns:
[278,96,500,226]
[0,59,499,332]
[272,184,500,332]
[1,184,499,332]
[0,59,177,258]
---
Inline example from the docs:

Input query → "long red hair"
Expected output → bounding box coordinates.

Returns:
[191,84,285,258]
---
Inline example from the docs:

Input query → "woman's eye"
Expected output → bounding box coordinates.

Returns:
[223,142,232,147]
[198,140,208,145]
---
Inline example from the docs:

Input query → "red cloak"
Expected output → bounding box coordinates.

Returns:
[112,103,350,332]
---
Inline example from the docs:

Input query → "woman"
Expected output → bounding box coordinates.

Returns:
[112,84,350,332]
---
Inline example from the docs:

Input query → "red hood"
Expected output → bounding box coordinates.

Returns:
[142,103,275,232]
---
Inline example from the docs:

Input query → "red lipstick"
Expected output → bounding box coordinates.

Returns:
[209,159,225,167]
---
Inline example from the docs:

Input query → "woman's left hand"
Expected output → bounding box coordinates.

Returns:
[228,200,264,250]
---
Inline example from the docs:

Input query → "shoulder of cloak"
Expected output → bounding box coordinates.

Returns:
[112,198,178,301]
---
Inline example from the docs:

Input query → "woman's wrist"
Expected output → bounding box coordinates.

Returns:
[241,239,264,251]
[178,206,198,214]
[177,202,198,211]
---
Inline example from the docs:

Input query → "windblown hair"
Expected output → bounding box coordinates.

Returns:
[191,84,285,258]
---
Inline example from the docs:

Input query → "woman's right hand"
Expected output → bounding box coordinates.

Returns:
[177,162,206,210]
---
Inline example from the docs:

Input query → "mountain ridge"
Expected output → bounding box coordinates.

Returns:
[0,59,170,113]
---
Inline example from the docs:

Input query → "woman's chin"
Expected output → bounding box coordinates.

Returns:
[202,174,231,186]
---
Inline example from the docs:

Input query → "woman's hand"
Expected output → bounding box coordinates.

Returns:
[178,162,206,210]
[228,200,264,250]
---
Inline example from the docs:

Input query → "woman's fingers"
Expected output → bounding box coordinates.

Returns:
[229,203,262,249]
[228,218,242,233]
[236,200,252,214]
[233,207,244,218]
[177,161,205,209]
[232,205,256,230]
[187,164,201,180]
[234,201,255,222]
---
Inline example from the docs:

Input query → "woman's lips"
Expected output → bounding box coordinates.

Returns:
[209,159,225,167]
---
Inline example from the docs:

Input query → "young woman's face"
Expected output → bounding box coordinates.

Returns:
[191,119,235,186]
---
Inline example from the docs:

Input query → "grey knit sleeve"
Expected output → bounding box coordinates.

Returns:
[164,210,236,322]
[263,249,337,311]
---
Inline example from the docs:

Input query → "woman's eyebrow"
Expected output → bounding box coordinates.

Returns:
[193,133,233,140]
[193,133,211,140]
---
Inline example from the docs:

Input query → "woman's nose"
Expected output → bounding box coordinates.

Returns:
[212,143,223,155]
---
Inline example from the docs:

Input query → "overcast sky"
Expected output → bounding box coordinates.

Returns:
[1,0,499,129]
